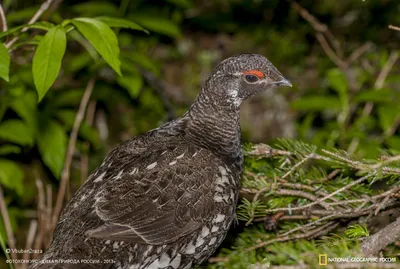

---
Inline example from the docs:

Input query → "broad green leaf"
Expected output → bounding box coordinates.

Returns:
[327,68,347,95]
[0,21,55,39]
[0,43,10,81]
[291,96,341,111]
[5,6,37,23]
[0,145,21,155]
[10,90,37,128]
[355,89,395,103]
[72,18,121,75]
[377,105,400,134]
[95,16,148,33]
[0,120,34,146]
[37,120,67,177]
[117,74,143,99]
[130,15,181,37]
[0,159,24,196]
[32,25,67,101]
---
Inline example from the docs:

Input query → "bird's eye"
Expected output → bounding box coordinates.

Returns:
[245,75,259,83]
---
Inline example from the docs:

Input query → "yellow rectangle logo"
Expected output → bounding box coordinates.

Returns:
[319,254,328,265]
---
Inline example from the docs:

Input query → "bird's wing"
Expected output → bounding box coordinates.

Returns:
[86,143,223,245]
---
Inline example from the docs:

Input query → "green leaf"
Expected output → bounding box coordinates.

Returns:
[32,25,67,101]
[72,18,121,75]
[377,104,400,134]
[10,90,37,128]
[355,89,396,103]
[0,120,34,146]
[0,160,24,196]
[0,145,21,155]
[327,68,347,95]
[117,74,143,99]
[95,16,148,33]
[130,15,181,37]
[291,96,341,111]
[37,120,67,177]
[0,42,10,82]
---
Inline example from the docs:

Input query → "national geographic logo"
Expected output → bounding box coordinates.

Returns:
[319,254,328,266]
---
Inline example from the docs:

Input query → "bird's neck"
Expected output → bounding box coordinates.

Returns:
[185,92,242,162]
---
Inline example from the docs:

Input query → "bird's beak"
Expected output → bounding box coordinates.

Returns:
[278,78,292,87]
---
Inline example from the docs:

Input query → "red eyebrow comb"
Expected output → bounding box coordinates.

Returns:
[243,70,265,78]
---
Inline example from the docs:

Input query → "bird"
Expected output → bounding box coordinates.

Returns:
[31,53,291,269]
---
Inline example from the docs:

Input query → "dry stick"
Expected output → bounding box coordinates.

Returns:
[0,186,17,260]
[45,184,52,248]
[52,78,96,229]
[388,25,400,31]
[33,178,45,256]
[0,4,7,32]
[315,33,347,69]
[22,220,38,266]
[347,42,372,64]
[5,0,55,48]
[361,216,400,256]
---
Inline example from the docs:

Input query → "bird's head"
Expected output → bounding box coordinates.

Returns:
[202,54,292,107]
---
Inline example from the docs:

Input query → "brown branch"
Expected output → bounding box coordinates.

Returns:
[315,33,347,69]
[5,0,56,48]
[52,77,96,229]
[0,186,17,260]
[361,216,400,256]
[33,178,45,255]
[0,4,7,32]
[22,220,37,264]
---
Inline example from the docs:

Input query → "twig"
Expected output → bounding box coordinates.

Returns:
[45,184,52,249]
[244,221,338,253]
[388,25,400,31]
[275,189,332,210]
[265,175,370,213]
[33,178,45,255]
[5,0,55,48]
[0,4,7,32]
[22,220,37,263]
[361,216,400,256]
[0,186,17,260]
[347,42,372,64]
[248,144,292,157]
[52,77,96,229]
[315,33,347,69]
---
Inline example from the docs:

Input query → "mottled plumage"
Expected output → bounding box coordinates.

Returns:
[31,54,291,269]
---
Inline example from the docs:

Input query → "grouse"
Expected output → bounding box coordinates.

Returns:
[31,54,291,269]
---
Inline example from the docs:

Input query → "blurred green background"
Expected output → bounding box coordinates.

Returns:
[0,0,399,267]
